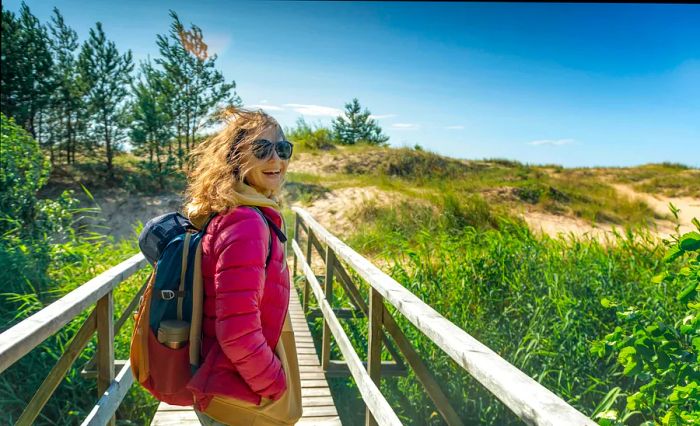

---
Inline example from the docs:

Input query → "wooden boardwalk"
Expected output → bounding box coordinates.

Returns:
[151,287,341,425]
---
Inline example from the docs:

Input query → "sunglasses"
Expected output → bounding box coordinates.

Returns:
[252,139,294,160]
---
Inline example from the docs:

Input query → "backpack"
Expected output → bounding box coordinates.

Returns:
[130,206,284,406]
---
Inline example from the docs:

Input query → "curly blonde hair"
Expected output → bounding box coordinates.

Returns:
[183,106,285,228]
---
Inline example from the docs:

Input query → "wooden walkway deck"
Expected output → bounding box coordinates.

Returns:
[151,287,341,425]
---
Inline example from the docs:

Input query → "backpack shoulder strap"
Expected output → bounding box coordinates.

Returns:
[249,207,274,267]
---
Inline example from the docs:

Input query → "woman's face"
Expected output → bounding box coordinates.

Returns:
[242,125,289,196]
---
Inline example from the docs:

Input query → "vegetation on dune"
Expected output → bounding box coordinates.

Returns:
[298,195,698,425]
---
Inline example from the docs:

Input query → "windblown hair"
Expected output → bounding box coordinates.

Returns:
[183,106,284,228]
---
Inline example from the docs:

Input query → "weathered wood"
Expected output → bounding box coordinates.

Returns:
[333,261,405,370]
[293,213,300,276]
[307,307,364,319]
[322,247,336,371]
[81,362,134,426]
[15,311,97,426]
[302,396,336,407]
[366,288,383,426]
[113,273,149,335]
[294,207,595,426]
[325,360,406,378]
[0,253,146,373]
[80,359,128,380]
[335,259,461,425]
[293,241,402,426]
[95,291,115,426]
[303,228,313,313]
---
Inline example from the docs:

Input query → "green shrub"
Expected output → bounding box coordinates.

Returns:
[285,117,336,151]
[591,217,700,425]
[0,113,51,235]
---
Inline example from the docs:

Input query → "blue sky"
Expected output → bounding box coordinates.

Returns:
[6,1,700,167]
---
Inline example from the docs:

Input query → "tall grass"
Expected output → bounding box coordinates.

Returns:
[296,197,685,425]
[1,217,158,424]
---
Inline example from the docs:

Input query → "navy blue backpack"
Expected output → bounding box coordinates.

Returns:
[130,207,282,405]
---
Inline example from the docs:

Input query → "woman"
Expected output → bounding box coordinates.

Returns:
[182,107,300,425]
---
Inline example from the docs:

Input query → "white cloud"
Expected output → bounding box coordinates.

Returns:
[528,138,575,146]
[392,123,419,129]
[258,99,269,104]
[283,103,343,117]
[369,114,397,120]
[249,104,285,111]
[445,125,464,130]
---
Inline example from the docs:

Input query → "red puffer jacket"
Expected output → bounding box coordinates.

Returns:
[187,205,289,411]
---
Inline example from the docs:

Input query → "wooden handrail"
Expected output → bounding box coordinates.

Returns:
[292,240,402,426]
[292,206,596,426]
[0,253,148,425]
[0,253,147,373]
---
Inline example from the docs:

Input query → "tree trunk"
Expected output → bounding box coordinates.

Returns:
[103,112,113,176]
[155,135,164,190]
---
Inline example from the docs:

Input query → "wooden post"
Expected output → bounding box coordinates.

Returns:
[366,288,383,426]
[293,213,300,277]
[322,247,336,371]
[303,230,313,313]
[96,291,115,426]
[15,311,97,426]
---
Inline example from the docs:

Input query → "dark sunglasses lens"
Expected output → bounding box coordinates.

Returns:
[276,141,293,159]
[252,139,273,159]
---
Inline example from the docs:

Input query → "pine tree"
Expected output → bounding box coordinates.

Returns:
[331,98,389,146]
[155,10,240,168]
[78,22,133,176]
[130,60,176,189]
[47,7,84,165]
[0,3,54,138]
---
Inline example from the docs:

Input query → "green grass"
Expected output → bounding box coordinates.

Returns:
[1,225,159,425]
[292,199,685,425]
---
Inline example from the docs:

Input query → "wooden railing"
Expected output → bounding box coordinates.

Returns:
[1,206,598,426]
[0,254,149,426]
[291,206,596,426]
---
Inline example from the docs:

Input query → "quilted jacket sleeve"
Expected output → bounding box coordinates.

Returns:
[212,209,287,400]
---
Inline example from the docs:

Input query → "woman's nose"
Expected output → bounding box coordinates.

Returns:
[268,148,281,162]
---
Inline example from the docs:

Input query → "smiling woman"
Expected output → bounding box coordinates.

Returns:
[181,107,302,425]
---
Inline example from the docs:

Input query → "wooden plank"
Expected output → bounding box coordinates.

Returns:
[333,261,405,369]
[15,311,97,426]
[303,406,342,417]
[95,291,115,426]
[0,253,147,374]
[325,360,406,378]
[289,288,341,423]
[301,379,331,388]
[308,307,364,319]
[293,241,402,426]
[113,273,149,335]
[366,288,383,426]
[335,259,461,425]
[322,247,336,371]
[151,408,201,425]
[300,372,326,380]
[297,417,341,426]
[302,387,332,397]
[294,207,596,426]
[302,396,336,407]
[81,362,134,426]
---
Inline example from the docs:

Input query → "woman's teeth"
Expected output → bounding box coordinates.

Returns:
[263,170,280,175]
